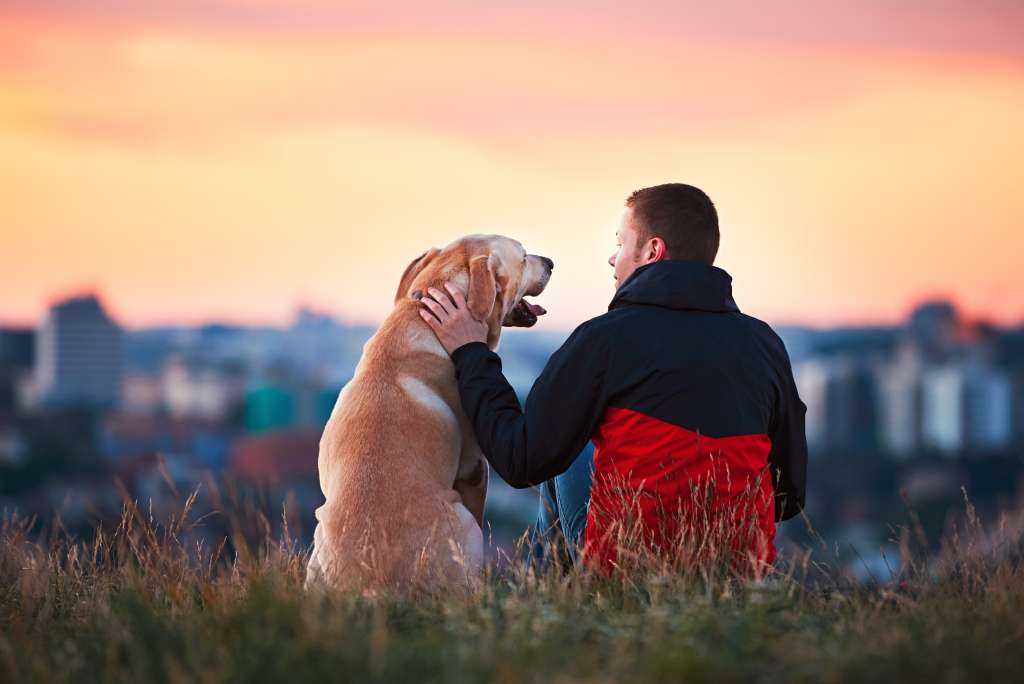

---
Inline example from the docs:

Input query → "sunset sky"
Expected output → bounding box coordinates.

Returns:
[2,1,1022,331]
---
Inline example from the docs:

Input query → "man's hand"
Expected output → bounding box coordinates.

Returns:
[419,283,489,355]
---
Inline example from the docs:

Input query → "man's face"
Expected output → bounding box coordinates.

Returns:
[608,208,647,290]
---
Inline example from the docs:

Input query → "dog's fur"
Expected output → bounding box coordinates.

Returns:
[305,235,552,594]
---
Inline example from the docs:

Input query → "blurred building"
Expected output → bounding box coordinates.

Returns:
[0,327,34,413]
[921,365,965,455]
[245,384,296,432]
[227,428,323,513]
[876,346,923,458]
[0,328,34,367]
[228,428,320,485]
[793,359,828,451]
[244,378,340,433]
[287,307,358,383]
[0,418,27,466]
[121,372,164,415]
[921,361,1012,456]
[794,355,877,454]
[963,363,1012,451]
[1012,372,1024,447]
[100,414,239,469]
[161,355,246,421]
[909,301,959,364]
[33,295,123,407]
[789,299,1023,460]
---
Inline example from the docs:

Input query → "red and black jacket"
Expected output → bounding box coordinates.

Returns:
[451,259,807,570]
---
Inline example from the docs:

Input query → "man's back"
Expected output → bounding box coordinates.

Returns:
[576,260,807,570]
[452,259,807,573]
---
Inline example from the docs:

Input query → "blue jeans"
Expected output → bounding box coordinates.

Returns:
[529,442,595,569]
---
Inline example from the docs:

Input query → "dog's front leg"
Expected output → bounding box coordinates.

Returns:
[454,458,488,529]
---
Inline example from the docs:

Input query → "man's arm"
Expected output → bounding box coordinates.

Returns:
[450,325,609,488]
[767,341,808,521]
[419,283,610,488]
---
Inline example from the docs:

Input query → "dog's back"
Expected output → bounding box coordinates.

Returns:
[306,310,483,594]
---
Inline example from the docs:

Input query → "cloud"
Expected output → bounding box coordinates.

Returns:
[1,1,1022,327]
[1,16,984,153]
[6,1,1024,59]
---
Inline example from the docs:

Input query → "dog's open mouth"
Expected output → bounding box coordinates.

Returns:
[502,298,547,327]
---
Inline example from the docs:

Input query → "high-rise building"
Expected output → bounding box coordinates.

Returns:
[161,355,246,421]
[0,327,34,413]
[793,355,878,455]
[920,361,1013,456]
[963,364,1012,451]
[34,295,123,407]
[921,366,965,455]
[0,328,34,368]
[1012,371,1024,447]
[793,359,829,452]
[876,345,923,458]
[909,301,959,363]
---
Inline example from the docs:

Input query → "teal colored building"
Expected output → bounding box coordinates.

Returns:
[244,385,295,433]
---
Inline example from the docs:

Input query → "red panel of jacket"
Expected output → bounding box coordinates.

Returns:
[585,407,776,573]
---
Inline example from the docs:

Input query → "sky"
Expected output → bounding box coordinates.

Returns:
[2,1,1023,331]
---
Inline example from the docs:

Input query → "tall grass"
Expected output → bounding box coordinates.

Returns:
[1,476,1023,683]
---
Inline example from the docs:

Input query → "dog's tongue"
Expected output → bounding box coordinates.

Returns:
[524,301,546,316]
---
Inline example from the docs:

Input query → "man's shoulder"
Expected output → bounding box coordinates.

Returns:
[562,308,792,361]
[736,313,792,362]
[553,311,623,355]
[737,312,779,337]
[567,309,627,339]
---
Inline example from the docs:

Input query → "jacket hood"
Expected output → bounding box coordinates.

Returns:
[609,260,739,313]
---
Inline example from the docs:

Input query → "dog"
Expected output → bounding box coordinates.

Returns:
[305,235,553,594]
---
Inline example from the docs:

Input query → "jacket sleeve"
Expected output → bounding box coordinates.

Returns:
[767,339,808,522]
[450,323,609,488]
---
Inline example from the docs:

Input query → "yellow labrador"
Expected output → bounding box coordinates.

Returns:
[306,235,552,594]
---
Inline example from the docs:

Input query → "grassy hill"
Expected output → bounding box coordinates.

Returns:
[2,488,1023,683]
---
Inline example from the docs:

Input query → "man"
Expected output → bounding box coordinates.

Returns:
[419,183,807,573]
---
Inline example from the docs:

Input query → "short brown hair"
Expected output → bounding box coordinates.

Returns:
[626,183,720,264]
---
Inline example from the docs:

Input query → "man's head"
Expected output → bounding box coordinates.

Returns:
[609,183,720,289]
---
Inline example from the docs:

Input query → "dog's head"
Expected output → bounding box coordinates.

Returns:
[396,234,553,347]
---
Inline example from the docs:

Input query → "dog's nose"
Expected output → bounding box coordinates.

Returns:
[537,256,554,270]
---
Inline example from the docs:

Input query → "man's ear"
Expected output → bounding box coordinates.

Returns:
[467,254,498,320]
[647,237,667,263]
[395,248,440,303]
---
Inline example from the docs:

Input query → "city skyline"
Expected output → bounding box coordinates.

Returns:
[5,288,1021,463]
[0,288,1020,333]
[2,1,1023,329]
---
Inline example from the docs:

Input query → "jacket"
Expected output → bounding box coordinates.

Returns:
[451,259,808,570]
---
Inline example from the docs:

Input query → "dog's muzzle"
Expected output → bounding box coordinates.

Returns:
[502,255,553,327]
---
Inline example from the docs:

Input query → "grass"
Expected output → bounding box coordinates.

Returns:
[2,481,1024,683]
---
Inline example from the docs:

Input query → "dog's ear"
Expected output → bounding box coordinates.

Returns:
[395,248,440,303]
[467,254,498,320]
